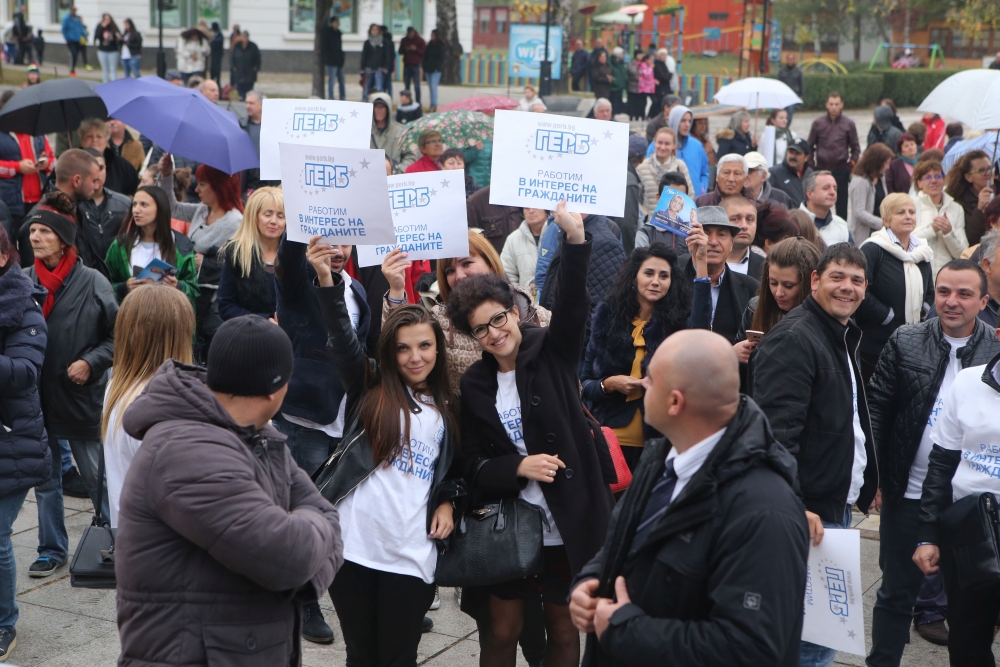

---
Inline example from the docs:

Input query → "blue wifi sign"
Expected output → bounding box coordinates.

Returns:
[508,25,562,80]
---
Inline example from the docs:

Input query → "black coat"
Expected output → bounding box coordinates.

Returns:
[652,60,671,95]
[230,41,261,85]
[768,162,812,208]
[590,61,611,100]
[360,37,389,72]
[574,398,808,667]
[867,317,1000,502]
[217,248,277,320]
[539,215,626,316]
[26,260,117,439]
[320,26,344,67]
[103,146,138,197]
[423,39,445,73]
[313,274,464,533]
[884,158,912,194]
[753,296,879,522]
[715,129,754,157]
[77,188,132,260]
[681,258,759,344]
[0,264,51,496]
[460,239,615,575]
[274,239,370,425]
[855,242,933,358]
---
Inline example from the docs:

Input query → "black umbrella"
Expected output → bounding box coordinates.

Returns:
[0,78,108,146]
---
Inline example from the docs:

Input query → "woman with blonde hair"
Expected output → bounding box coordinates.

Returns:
[217,187,285,320]
[636,126,694,215]
[102,284,195,528]
[381,230,550,394]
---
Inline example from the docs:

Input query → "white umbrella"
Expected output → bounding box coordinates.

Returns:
[713,77,803,110]
[917,69,1000,131]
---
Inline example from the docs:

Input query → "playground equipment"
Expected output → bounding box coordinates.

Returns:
[868,43,946,69]
[799,57,848,75]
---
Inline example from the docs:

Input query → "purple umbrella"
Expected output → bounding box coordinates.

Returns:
[95,75,258,175]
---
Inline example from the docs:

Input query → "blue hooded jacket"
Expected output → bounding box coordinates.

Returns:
[670,105,709,197]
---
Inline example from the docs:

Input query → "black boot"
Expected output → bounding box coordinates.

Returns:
[302,601,334,644]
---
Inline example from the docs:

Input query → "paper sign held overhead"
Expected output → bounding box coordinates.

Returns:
[260,99,373,180]
[279,142,395,245]
[801,528,866,657]
[489,110,629,217]
[356,170,470,267]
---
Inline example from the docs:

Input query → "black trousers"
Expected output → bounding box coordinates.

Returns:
[331,560,436,667]
[941,551,1000,667]
[867,497,926,667]
[831,166,851,220]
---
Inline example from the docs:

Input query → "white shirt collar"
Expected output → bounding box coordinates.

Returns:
[727,249,750,274]
[340,270,353,289]
[883,227,917,252]
[665,427,727,501]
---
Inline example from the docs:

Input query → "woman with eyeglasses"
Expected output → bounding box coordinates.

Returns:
[405,130,445,174]
[945,149,994,246]
[446,201,615,667]
[913,159,968,275]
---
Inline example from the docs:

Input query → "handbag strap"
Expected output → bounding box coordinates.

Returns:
[94,441,108,529]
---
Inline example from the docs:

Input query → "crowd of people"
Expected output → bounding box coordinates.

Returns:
[1,52,1000,667]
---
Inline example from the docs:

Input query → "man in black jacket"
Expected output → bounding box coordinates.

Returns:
[777,53,803,122]
[768,139,813,208]
[753,242,879,667]
[681,206,758,343]
[721,195,764,280]
[321,16,345,100]
[866,259,1000,665]
[976,228,1000,326]
[569,329,808,667]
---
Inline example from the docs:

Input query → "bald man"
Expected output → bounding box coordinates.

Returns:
[569,329,808,666]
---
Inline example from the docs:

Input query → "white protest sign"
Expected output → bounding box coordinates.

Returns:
[260,99,373,180]
[355,170,470,267]
[279,143,395,245]
[489,109,628,217]
[802,528,866,656]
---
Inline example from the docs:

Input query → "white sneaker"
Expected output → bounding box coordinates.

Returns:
[430,586,441,610]
[454,586,462,606]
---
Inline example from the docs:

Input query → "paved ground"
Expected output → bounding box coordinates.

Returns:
[7,493,999,666]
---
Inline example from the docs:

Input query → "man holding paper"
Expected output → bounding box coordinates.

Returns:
[568,329,808,666]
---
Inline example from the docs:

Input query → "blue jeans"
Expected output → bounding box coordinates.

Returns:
[35,437,109,563]
[97,49,119,82]
[0,490,28,631]
[59,440,72,476]
[403,65,421,104]
[326,65,345,100]
[801,504,853,667]
[363,70,384,101]
[426,71,441,107]
[271,414,341,477]
[122,56,141,78]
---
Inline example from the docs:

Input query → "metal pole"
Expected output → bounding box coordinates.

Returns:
[539,0,553,96]
[677,7,684,76]
[156,0,166,77]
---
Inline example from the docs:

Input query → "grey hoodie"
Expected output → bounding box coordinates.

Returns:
[369,92,403,167]
[872,105,903,154]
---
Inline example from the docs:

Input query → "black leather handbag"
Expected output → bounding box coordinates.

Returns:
[940,492,1000,590]
[435,498,549,588]
[69,447,116,589]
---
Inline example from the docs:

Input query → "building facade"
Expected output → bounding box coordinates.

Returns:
[5,0,473,72]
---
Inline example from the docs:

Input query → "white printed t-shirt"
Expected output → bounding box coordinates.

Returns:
[495,370,562,546]
[847,353,868,506]
[282,272,362,438]
[931,363,1000,502]
[905,333,969,499]
[339,388,444,583]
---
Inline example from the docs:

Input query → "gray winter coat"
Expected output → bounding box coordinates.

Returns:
[116,360,343,667]
[26,260,117,439]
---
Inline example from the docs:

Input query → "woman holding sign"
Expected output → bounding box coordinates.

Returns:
[446,201,615,667]
[308,236,464,667]
[382,231,551,394]
[637,127,694,216]
[104,186,199,309]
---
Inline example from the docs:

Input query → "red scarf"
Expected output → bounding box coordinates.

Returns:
[34,248,77,318]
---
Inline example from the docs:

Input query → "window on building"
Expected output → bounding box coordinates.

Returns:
[151,0,182,28]
[495,8,507,34]
[290,0,355,33]
[151,0,228,29]
[477,8,490,34]
[51,0,72,23]
[708,12,728,21]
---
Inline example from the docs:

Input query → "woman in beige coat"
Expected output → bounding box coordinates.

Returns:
[912,159,968,274]
[636,127,694,216]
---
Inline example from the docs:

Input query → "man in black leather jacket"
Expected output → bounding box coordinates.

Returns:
[866,259,1000,666]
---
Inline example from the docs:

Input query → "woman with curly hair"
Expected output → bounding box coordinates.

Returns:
[580,242,711,469]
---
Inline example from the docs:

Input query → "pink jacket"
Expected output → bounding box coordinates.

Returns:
[637,62,655,94]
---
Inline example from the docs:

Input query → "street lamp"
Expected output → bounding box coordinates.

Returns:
[156,0,166,77]
[539,0,553,96]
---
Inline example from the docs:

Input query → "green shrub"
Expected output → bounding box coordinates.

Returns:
[800,73,884,110]
[877,69,961,107]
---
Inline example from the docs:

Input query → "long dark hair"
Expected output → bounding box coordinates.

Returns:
[853,143,894,180]
[118,186,176,264]
[358,305,458,466]
[751,237,821,334]
[0,223,18,277]
[602,243,690,335]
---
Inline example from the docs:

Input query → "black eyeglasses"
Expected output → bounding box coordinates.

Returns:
[471,308,512,339]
